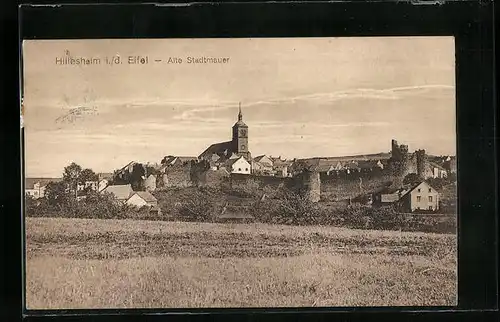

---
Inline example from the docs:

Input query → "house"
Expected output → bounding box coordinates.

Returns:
[84,181,98,191]
[144,174,157,192]
[254,155,273,167]
[376,187,410,205]
[345,162,360,174]
[315,163,335,175]
[25,178,62,199]
[102,184,134,203]
[272,158,292,177]
[400,181,440,212]
[375,181,440,212]
[428,162,448,178]
[224,156,251,175]
[126,191,158,208]
[252,155,274,175]
[98,179,109,192]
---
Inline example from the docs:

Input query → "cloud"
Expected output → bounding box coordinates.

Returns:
[167,84,454,122]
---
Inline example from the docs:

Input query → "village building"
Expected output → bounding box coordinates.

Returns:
[400,181,440,211]
[144,174,157,192]
[126,191,158,208]
[98,178,109,192]
[428,162,448,178]
[25,178,62,199]
[375,181,440,212]
[252,155,274,175]
[79,181,98,191]
[102,184,134,203]
[96,173,113,192]
[199,104,252,166]
[271,157,292,177]
[223,156,251,175]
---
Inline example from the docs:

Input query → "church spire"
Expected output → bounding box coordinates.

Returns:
[238,102,242,121]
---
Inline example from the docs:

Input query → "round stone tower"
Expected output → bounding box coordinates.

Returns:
[300,169,321,203]
[415,149,427,179]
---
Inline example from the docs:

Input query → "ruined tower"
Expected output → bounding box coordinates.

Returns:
[296,168,321,203]
[390,139,409,175]
[415,149,427,179]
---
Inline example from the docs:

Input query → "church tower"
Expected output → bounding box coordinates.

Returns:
[232,103,251,160]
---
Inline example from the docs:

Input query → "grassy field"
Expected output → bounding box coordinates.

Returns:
[25,217,457,309]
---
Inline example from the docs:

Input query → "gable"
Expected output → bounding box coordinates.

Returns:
[235,157,250,166]
[230,157,250,169]
[255,155,273,165]
[127,193,147,204]
[409,182,438,195]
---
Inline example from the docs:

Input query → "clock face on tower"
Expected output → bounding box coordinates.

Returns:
[241,144,246,150]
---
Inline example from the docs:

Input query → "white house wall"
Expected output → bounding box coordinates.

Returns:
[231,159,251,174]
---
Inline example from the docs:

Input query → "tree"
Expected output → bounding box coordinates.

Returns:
[63,162,82,197]
[79,168,98,183]
[403,173,421,185]
[130,163,146,191]
[44,181,70,208]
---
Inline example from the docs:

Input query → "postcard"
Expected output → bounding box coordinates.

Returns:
[22,37,457,309]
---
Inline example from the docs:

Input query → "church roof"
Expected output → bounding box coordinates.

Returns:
[199,141,233,160]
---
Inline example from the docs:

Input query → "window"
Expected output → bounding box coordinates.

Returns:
[428,196,433,202]
[416,196,421,202]
[428,188,432,193]
[245,168,248,171]
[429,206,433,210]
[417,188,421,192]
[238,168,241,171]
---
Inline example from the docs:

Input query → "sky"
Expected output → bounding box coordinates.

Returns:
[22,37,456,177]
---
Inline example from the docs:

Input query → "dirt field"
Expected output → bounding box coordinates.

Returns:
[25,217,457,309]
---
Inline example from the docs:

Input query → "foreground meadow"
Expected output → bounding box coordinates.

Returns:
[25,217,457,309]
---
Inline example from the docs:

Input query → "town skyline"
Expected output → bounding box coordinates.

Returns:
[23,37,456,177]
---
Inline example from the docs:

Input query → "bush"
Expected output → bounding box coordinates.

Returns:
[224,179,262,198]
[25,195,51,217]
[250,188,323,225]
[25,190,129,220]
[176,187,223,222]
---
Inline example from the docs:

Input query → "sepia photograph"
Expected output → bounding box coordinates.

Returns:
[22,37,457,309]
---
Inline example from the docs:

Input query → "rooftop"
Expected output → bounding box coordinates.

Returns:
[103,184,133,200]
[131,191,157,203]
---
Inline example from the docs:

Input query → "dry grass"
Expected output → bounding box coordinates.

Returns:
[25,217,457,309]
